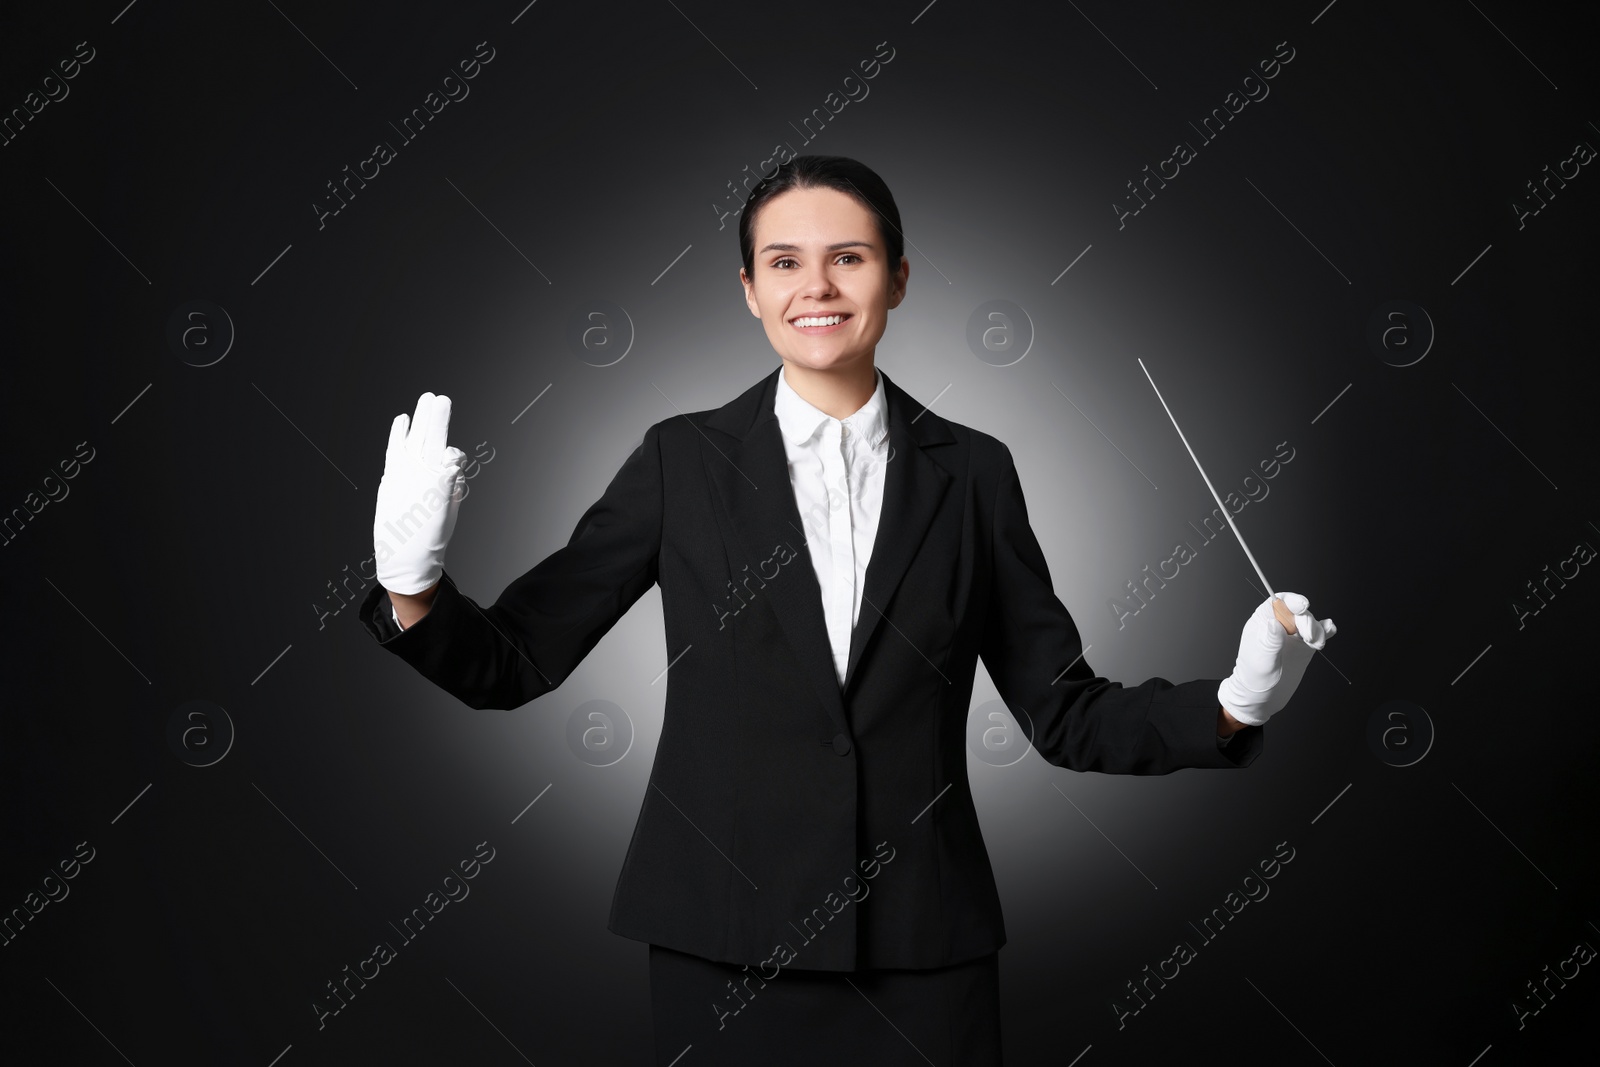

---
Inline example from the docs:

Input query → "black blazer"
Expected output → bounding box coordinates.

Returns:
[359,365,1262,971]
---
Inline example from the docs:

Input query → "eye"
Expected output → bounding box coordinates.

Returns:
[837,253,862,265]
[772,257,797,269]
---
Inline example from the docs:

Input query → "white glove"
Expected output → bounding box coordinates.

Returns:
[373,392,467,595]
[1216,592,1336,727]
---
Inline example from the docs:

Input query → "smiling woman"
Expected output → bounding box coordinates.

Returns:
[736,156,909,419]
[362,153,1333,1067]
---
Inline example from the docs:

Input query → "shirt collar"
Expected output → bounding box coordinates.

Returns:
[774,365,889,450]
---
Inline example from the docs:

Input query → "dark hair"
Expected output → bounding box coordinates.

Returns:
[738,155,905,279]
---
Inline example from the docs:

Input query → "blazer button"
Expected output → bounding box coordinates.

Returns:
[831,733,851,756]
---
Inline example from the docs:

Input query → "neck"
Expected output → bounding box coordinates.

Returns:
[781,359,877,419]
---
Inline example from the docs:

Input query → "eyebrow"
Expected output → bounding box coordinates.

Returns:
[757,240,874,254]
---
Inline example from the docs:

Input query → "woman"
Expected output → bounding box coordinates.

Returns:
[360,155,1335,1065]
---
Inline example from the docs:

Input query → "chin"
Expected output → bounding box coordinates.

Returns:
[784,349,867,370]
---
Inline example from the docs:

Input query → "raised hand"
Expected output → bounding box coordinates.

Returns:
[373,392,467,596]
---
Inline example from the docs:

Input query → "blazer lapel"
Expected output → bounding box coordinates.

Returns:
[703,366,955,738]
[841,373,955,691]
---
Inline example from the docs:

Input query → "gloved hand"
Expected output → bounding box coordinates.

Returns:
[373,392,467,595]
[1216,592,1336,727]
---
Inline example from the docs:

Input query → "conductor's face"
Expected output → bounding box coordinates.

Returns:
[740,185,909,378]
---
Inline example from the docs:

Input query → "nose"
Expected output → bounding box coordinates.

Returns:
[797,260,838,299]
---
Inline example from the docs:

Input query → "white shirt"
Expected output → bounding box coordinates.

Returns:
[773,365,890,686]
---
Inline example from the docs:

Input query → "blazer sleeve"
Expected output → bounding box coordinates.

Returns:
[977,442,1262,773]
[357,420,665,710]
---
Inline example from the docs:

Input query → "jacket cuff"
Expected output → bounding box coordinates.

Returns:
[1155,678,1263,769]
[359,582,404,643]
[358,576,460,650]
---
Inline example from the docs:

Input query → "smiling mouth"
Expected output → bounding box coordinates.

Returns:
[790,313,852,333]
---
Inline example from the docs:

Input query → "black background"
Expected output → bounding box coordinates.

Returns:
[2,0,1597,1063]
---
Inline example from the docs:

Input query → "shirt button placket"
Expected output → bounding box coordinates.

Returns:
[822,420,852,685]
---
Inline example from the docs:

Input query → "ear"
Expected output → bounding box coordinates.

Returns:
[740,268,761,318]
[888,256,910,310]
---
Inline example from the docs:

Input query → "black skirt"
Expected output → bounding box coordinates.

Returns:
[648,943,1004,1066]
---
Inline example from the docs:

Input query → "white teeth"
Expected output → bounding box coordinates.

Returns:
[793,315,845,327]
